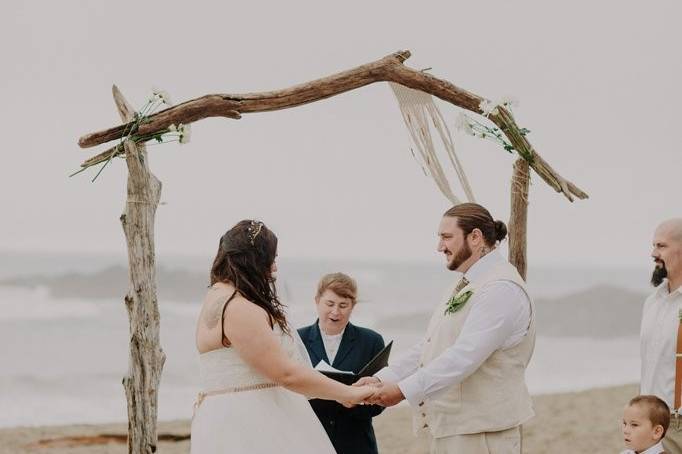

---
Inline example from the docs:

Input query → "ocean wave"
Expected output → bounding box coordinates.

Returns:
[0,286,103,320]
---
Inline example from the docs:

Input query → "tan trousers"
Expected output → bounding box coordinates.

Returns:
[664,417,682,454]
[428,426,522,454]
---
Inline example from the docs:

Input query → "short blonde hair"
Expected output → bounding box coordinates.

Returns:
[629,395,670,437]
[315,273,357,304]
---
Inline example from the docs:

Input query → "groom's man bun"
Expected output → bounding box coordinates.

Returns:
[443,203,507,246]
[494,220,508,242]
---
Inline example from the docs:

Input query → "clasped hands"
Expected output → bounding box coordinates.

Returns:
[338,376,405,408]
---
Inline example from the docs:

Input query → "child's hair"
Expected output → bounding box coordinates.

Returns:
[629,395,671,437]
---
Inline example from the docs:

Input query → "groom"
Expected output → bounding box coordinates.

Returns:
[357,203,535,454]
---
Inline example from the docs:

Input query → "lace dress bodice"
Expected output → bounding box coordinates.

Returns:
[198,325,308,391]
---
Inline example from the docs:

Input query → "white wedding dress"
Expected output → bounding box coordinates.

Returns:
[190,325,336,453]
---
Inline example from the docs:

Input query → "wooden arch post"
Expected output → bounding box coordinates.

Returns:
[508,158,531,279]
[113,86,166,454]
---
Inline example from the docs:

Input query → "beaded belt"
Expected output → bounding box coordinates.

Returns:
[193,382,278,417]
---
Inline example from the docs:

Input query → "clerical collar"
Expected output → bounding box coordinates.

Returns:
[318,322,345,339]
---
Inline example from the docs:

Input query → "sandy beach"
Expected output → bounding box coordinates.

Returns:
[0,383,637,454]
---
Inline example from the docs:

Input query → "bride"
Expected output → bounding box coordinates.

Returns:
[191,220,375,453]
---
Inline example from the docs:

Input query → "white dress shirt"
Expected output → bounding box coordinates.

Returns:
[319,323,345,365]
[620,440,666,454]
[640,280,682,410]
[376,250,532,406]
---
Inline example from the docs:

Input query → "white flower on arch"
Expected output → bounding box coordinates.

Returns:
[479,99,498,117]
[178,124,191,144]
[454,112,475,136]
[152,87,173,106]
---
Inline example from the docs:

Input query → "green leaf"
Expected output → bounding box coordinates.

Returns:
[444,290,474,315]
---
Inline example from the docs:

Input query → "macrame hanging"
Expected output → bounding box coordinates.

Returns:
[389,82,476,205]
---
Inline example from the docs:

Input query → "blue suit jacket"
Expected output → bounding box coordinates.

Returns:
[298,321,385,454]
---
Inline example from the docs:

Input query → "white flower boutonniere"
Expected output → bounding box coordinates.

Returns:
[444,290,474,315]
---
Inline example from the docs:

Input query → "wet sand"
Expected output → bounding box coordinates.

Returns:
[0,383,636,454]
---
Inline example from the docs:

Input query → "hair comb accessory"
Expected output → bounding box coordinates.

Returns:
[247,220,264,245]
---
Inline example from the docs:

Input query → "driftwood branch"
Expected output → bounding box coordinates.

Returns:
[491,107,587,202]
[508,158,531,279]
[113,85,166,454]
[78,50,588,202]
[80,143,124,168]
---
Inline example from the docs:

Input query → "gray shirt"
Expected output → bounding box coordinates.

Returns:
[640,280,682,410]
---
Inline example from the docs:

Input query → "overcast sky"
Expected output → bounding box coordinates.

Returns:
[1,1,679,268]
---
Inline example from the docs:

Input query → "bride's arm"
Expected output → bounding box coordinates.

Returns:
[224,297,373,403]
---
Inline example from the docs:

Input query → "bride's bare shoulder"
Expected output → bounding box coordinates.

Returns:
[201,285,269,326]
[200,284,237,329]
[223,294,269,321]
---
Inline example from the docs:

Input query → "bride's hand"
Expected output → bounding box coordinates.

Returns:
[338,385,376,408]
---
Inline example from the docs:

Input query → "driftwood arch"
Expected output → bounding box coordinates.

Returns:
[77,49,588,453]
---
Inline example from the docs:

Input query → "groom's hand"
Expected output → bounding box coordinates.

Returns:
[353,376,381,387]
[339,384,377,408]
[367,381,404,407]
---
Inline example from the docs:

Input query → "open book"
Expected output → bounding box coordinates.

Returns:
[315,341,393,385]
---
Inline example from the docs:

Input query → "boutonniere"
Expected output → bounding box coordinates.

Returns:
[444,290,474,315]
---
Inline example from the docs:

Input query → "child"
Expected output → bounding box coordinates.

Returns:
[622,395,670,454]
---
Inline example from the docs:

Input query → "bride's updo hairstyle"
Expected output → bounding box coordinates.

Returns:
[443,203,507,247]
[210,220,288,334]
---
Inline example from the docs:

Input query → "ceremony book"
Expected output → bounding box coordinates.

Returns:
[316,341,393,385]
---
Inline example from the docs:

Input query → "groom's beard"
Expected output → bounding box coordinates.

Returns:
[448,242,472,271]
[651,262,667,287]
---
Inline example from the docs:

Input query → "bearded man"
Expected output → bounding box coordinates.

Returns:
[355,203,535,454]
[640,218,682,453]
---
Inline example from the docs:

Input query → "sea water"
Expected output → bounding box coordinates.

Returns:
[0,253,649,427]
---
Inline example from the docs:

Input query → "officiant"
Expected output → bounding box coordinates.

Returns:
[298,272,386,454]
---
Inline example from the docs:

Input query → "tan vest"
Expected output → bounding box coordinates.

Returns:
[414,259,536,437]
